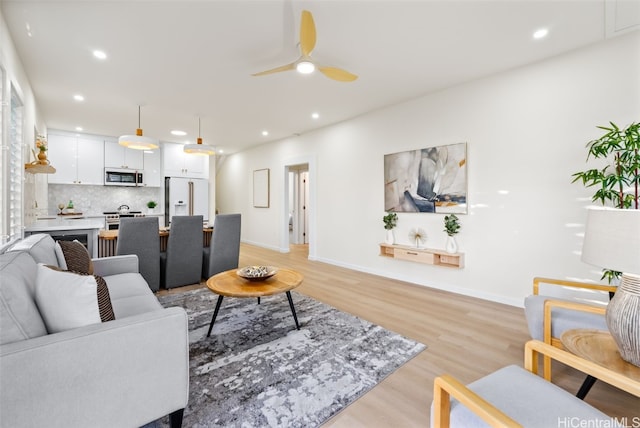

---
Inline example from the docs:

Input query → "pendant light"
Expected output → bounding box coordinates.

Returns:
[118,105,159,150]
[184,117,216,156]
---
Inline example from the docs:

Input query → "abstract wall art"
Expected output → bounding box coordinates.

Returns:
[384,142,467,214]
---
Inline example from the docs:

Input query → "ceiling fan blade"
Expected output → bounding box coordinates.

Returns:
[251,62,296,77]
[318,66,358,82]
[300,10,316,57]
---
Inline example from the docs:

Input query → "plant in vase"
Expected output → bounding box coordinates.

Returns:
[383,212,398,245]
[572,121,640,283]
[35,135,48,163]
[147,200,158,214]
[443,214,460,254]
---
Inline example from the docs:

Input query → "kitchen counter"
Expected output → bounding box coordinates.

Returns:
[26,218,105,231]
[24,219,105,257]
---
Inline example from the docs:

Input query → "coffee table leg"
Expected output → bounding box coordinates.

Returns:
[207,295,224,337]
[286,291,300,330]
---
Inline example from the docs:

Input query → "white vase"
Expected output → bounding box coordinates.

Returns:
[385,229,395,245]
[445,236,458,254]
[606,273,640,367]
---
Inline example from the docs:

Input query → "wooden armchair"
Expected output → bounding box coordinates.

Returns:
[431,340,638,428]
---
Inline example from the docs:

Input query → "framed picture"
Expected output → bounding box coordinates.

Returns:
[253,168,270,208]
[384,142,467,214]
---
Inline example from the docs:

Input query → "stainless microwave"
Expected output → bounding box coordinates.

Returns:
[104,168,144,187]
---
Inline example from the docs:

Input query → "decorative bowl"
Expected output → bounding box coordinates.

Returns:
[237,266,277,281]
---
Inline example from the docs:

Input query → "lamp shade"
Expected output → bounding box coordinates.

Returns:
[118,130,159,151]
[183,138,215,156]
[581,207,640,274]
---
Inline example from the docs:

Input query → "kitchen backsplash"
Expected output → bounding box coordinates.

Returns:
[48,184,162,216]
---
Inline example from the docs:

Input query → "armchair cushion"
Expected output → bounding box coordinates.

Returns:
[524,295,607,340]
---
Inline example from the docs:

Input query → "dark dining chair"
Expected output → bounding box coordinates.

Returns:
[161,215,203,289]
[202,213,241,279]
[116,217,160,292]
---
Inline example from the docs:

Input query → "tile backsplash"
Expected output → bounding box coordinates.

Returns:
[48,184,162,216]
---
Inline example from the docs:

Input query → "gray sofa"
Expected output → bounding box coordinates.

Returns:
[0,234,189,428]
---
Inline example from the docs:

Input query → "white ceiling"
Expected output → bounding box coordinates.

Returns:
[2,0,639,154]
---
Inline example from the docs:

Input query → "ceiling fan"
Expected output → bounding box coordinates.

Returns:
[252,10,358,82]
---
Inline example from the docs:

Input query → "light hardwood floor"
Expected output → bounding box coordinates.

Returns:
[160,243,639,426]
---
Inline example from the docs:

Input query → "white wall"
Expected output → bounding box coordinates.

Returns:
[217,32,640,307]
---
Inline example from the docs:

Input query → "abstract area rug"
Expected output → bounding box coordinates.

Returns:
[156,288,426,427]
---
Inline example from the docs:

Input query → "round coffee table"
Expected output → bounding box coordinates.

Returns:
[205,268,303,337]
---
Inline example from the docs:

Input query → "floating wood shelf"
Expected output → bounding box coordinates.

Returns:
[379,243,464,268]
[24,162,56,174]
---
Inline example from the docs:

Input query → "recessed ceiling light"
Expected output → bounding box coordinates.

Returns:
[533,28,548,40]
[75,126,83,131]
[262,130,269,136]
[92,50,107,60]
[171,130,187,136]
[218,149,224,154]
[73,94,84,102]
[311,112,319,119]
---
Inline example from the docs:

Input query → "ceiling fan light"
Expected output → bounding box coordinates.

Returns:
[296,61,315,74]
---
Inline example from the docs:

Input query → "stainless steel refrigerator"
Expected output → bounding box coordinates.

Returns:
[164,177,209,226]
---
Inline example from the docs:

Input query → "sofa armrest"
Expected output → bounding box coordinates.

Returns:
[0,307,189,428]
[533,277,616,295]
[91,254,139,276]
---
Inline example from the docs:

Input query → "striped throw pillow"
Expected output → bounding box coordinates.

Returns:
[58,240,94,275]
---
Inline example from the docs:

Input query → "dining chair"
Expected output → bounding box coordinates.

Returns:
[116,217,160,292]
[161,215,204,289]
[202,213,241,279]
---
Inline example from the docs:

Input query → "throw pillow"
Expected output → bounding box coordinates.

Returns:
[35,264,115,333]
[54,242,68,270]
[58,240,93,275]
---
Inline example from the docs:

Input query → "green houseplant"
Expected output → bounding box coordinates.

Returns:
[383,212,398,244]
[147,201,158,209]
[443,214,461,253]
[572,122,640,283]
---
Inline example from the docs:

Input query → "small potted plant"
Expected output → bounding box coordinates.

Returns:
[383,212,398,244]
[147,200,158,214]
[443,214,460,253]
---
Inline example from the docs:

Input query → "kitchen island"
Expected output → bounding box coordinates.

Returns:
[24,218,105,257]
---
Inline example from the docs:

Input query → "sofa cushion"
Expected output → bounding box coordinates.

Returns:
[58,240,93,275]
[7,234,59,266]
[35,264,115,333]
[54,242,68,270]
[104,273,162,318]
[0,252,48,344]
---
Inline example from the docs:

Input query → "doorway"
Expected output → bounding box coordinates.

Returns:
[288,164,309,245]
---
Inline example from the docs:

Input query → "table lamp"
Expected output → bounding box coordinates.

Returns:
[581,207,640,367]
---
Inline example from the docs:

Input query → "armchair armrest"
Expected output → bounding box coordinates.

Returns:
[0,307,189,428]
[433,374,521,428]
[533,277,616,295]
[542,299,606,379]
[91,254,139,276]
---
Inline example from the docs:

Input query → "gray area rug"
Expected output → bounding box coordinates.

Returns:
[156,288,426,427]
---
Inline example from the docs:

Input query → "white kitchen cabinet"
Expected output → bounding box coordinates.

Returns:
[143,149,162,187]
[104,140,144,170]
[47,133,104,185]
[163,142,208,179]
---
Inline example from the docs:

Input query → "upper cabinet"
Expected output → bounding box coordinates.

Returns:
[143,149,162,187]
[104,140,144,170]
[163,142,208,179]
[47,133,104,185]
